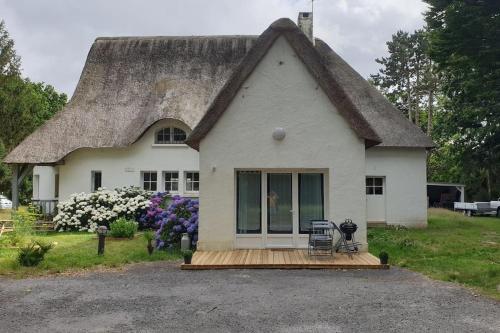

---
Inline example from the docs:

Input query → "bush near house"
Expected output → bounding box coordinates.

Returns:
[138,193,199,248]
[369,208,500,300]
[109,218,138,239]
[53,188,199,248]
[54,187,150,232]
[153,195,199,249]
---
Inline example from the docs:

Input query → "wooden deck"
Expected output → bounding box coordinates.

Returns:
[181,249,387,270]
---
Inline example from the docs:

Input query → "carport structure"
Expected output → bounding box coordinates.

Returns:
[427,182,465,209]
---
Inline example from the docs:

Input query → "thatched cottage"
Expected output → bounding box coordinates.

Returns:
[5,15,433,251]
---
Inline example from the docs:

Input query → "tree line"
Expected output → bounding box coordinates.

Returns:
[0,20,67,203]
[370,0,499,201]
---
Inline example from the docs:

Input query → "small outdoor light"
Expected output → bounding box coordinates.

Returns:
[272,127,286,141]
[97,225,108,255]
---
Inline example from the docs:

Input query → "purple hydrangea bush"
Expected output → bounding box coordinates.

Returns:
[157,195,199,249]
[139,194,199,249]
[138,192,170,230]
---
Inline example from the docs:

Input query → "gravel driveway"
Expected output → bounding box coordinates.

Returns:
[0,262,499,333]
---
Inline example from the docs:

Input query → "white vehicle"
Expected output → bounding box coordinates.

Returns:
[454,198,500,217]
[0,195,13,209]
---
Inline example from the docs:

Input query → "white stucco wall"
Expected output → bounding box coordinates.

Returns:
[365,147,428,227]
[197,36,367,251]
[58,119,199,201]
[32,166,58,200]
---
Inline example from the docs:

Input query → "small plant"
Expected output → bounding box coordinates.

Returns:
[10,210,38,246]
[144,230,155,255]
[379,251,389,265]
[182,249,193,264]
[18,240,54,267]
[109,218,138,239]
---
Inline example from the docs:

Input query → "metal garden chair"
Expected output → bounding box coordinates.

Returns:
[308,220,334,256]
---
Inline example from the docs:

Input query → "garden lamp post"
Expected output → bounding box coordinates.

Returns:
[97,226,108,255]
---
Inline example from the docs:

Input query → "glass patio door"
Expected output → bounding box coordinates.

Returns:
[267,173,293,234]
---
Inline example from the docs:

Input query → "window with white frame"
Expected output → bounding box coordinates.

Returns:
[155,127,187,144]
[164,171,179,192]
[91,171,102,192]
[366,177,384,195]
[142,171,158,191]
[185,171,199,192]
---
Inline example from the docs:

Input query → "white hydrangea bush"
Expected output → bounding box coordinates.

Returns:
[54,187,151,232]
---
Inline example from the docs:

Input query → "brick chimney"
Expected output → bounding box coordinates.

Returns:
[297,12,313,43]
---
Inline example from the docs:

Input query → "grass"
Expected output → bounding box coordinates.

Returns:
[0,232,181,278]
[368,208,500,300]
[0,208,13,220]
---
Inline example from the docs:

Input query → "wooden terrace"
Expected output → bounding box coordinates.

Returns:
[181,249,387,270]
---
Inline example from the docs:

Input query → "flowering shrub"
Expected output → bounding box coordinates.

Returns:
[138,192,170,229]
[54,187,150,232]
[142,195,198,249]
[109,218,138,238]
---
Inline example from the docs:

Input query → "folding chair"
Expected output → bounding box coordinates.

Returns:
[308,220,334,256]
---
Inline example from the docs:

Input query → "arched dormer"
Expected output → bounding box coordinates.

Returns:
[155,127,187,144]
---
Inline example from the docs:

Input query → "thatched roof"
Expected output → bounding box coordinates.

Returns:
[4,35,258,164]
[5,18,433,165]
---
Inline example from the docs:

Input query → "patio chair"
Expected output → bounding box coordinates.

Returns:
[308,220,334,256]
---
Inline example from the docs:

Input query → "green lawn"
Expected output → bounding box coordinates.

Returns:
[0,232,181,278]
[369,208,500,300]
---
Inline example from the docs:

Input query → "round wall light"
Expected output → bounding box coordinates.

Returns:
[272,127,286,141]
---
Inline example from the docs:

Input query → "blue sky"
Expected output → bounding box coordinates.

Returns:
[0,0,427,96]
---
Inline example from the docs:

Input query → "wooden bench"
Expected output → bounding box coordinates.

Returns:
[0,219,14,236]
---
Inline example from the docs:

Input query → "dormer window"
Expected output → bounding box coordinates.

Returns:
[155,127,187,144]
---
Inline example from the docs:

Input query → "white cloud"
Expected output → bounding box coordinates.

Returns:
[0,0,426,96]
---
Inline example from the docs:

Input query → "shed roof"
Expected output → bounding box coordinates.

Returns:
[4,18,433,165]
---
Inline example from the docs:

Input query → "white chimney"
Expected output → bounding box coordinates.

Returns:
[297,12,313,43]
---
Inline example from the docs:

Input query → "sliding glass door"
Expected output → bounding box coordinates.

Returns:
[235,170,326,248]
[237,171,261,234]
[267,173,293,234]
[299,173,324,233]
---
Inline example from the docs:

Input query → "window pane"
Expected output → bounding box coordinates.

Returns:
[172,182,178,191]
[156,128,172,144]
[151,182,157,191]
[367,187,374,195]
[374,178,383,186]
[375,186,383,195]
[165,173,172,181]
[144,173,150,181]
[193,172,199,181]
[92,171,102,192]
[96,172,102,188]
[237,171,261,234]
[299,174,324,233]
[268,173,292,234]
[173,128,186,142]
[366,177,373,186]
[193,182,199,191]
[172,172,179,180]
[151,173,157,181]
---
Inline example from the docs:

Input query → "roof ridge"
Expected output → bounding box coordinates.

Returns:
[95,35,259,42]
